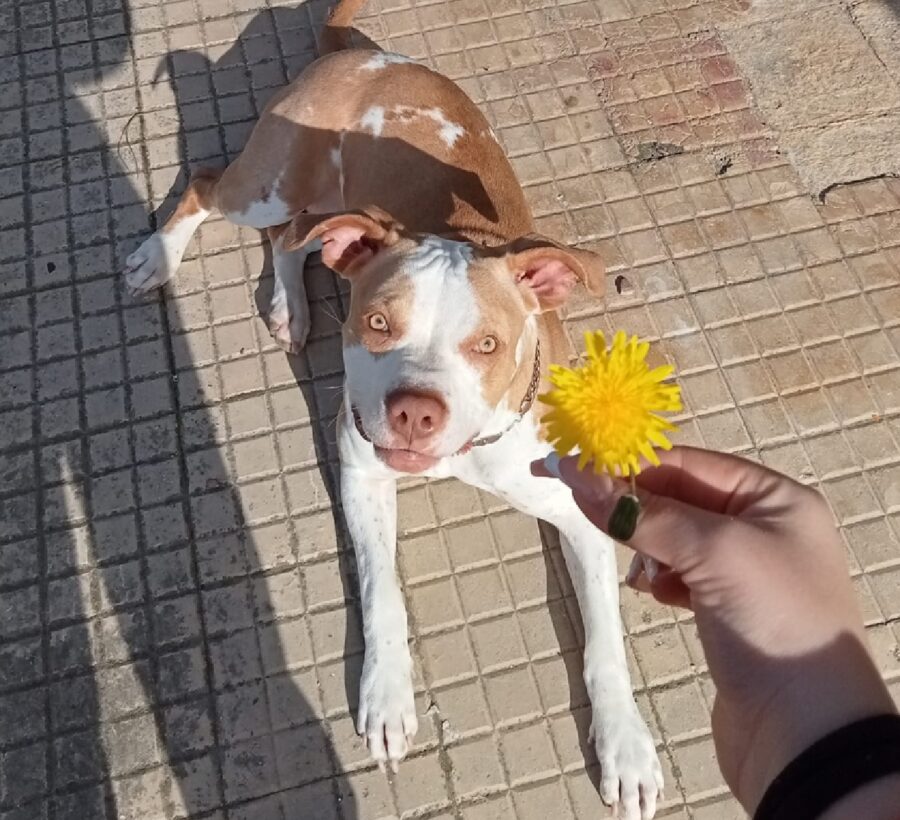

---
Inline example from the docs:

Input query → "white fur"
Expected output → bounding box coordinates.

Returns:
[338,240,662,812]
[268,237,321,354]
[390,105,465,148]
[361,52,415,70]
[340,405,664,812]
[124,207,210,293]
[226,170,293,228]
[340,462,417,771]
[343,236,495,458]
[360,105,386,137]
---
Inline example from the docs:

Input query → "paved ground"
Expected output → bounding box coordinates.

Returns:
[2,0,899,818]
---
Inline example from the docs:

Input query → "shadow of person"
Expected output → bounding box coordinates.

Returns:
[146,2,505,764]
[1,2,367,819]
[140,6,617,814]
[151,0,381,226]
[117,3,381,818]
[135,2,619,814]
[1,1,141,817]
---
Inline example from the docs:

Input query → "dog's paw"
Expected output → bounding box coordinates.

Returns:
[590,706,663,820]
[124,232,185,295]
[357,651,417,772]
[267,300,310,355]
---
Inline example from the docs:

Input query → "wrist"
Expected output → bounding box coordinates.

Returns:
[818,773,900,820]
[731,633,895,813]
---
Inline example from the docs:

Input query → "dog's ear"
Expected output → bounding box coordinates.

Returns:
[282,206,401,276]
[503,234,606,312]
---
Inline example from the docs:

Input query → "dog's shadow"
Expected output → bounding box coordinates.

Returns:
[152,0,605,804]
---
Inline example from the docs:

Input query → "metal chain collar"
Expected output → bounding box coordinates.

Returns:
[468,339,541,448]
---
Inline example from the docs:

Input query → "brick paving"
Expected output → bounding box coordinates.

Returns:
[1,1,899,819]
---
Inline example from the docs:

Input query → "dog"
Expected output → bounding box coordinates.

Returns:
[125,1,663,816]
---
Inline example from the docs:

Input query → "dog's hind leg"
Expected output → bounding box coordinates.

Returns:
[124,168,220,295]
[266,224,321,354]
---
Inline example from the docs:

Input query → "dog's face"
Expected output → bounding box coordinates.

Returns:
[284,208,605,473]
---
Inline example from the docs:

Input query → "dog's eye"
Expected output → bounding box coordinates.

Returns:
[368,313,389,332]
[477,335,498,354]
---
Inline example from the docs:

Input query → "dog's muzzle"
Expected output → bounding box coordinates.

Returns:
[350,340,542,456]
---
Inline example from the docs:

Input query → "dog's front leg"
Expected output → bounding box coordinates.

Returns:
[557,521,663,819]
[484,452,663,819]
[341,466,417,770]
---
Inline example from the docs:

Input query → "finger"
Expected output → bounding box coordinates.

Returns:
[625,553,644,587]
[570,484,735,572]
[625,555,658,587]
[541,446,790,517]
[648,568,692,609]
[636,446,791,514]
[626,571,652,594]
[530,458,552,478]
[540,451,620,500]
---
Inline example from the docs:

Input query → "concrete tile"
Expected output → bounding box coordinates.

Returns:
[393,751,450,814]
[448,736,507,798]
[512,779,574,820]
[485,666,544,726]
[432,680,492,738]
[7,0,900,818]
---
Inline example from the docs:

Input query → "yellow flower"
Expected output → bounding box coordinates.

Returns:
[539,330,682,477]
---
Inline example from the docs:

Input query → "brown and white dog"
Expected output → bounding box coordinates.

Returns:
[126,2,662,816]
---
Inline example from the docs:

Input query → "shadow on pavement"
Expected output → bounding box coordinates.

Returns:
[0,1,366,817]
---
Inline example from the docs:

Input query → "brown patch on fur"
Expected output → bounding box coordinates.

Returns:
[159,168,221,235]
[466,254,577,433]
[208,49,532,243]
[341,238,419,352]
[464,257,532,410]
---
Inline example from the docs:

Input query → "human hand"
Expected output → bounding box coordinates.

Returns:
[533,446,896,813]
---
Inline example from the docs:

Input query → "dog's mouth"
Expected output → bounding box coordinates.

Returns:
[351,407,471,473]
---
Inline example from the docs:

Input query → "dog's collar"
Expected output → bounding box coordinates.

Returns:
[350,340,542,453]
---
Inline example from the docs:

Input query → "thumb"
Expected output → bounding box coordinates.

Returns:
[539,453,733,573]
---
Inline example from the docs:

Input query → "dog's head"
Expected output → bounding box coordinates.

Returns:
[284,207,605,473]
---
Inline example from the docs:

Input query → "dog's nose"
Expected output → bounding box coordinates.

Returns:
[386,390,448,444]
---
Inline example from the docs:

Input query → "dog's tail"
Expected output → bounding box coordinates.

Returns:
[319,0,369,55]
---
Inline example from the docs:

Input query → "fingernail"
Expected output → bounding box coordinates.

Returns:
[542,451,562,479]
[625,553,643,586]
[608,494,640,541]
[643,556,659,583]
